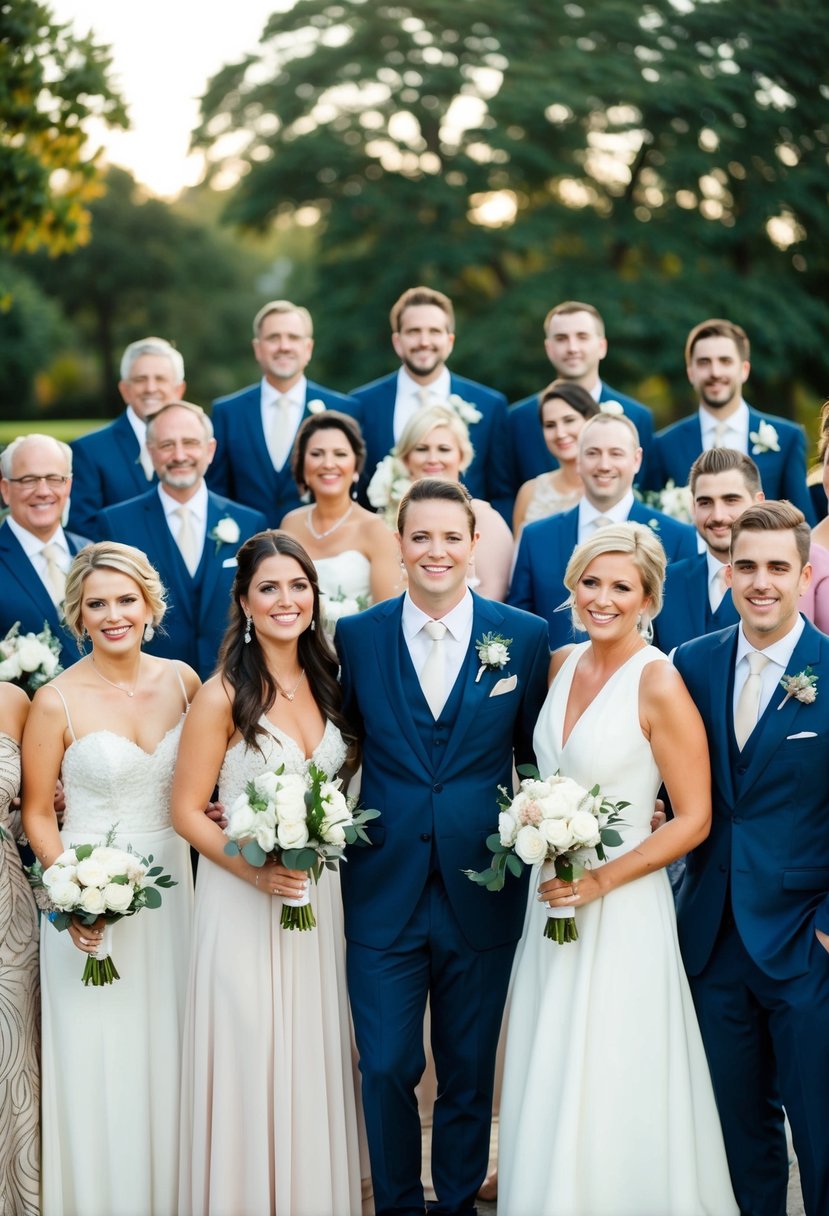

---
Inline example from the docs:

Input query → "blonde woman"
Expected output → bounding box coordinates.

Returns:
[22,542,199,1216]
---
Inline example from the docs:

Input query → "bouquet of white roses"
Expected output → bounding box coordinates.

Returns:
[465,765,628,943]
[224,762,379,930]
[366,452,413,525]
[637,480,693,524]
[0,620,62,695]
[319,587,370,638]
[41,838,177,985]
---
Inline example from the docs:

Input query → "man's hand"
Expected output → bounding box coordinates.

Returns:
[204,800,227,830]
[53,779,66,826]
[650,798,667,833]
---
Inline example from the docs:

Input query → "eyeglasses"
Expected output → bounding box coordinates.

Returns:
[6,475,69,489]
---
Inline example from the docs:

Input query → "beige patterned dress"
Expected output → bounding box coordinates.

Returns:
[0,732,40,1215]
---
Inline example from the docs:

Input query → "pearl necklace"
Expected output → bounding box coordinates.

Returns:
[90,656,140,697]
[275,669,306,702]
[306,502,354,541]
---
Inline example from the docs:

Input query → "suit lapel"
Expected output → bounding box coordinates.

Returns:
[113,413,155,496]
[708,627,739,805]
[372,600,432,773]
[243,394,281,495]
[0,526,61,626]
[688,558,710,635]
[200,494,234,608]
[147,496,196,626]
[440,596,507,773]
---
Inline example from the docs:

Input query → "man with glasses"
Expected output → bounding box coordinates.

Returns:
[0,434,89,668]
[68,336,186,535]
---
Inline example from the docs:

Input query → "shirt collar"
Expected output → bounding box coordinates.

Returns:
[397,365,452,404]
[125,405,147,444]
[706,550,728,584]
[735,614,805,672]
[261,375,307,408]
[402,587,474,643]
[579,490,635,529]
[5,515,66,557]
[158,479,208,524]
[699,399,749,439]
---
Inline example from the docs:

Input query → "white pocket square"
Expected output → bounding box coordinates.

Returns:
[786,731,817,740]
[489,674,517,697]
[222,557,237,568]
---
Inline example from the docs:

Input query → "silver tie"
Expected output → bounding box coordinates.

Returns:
[712,419,729,448]
[41,542,67,605]
[175,506,200,576]
[709,565,729,613]
[592,514,613,531]
[267,395,294,470]
[420,620,448,719]
[733,651,771,750]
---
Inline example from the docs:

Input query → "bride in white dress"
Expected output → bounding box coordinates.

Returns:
[173,530,365,1215]
[280,410,400,635]
[22,542,199,1216]
[498,523,737,1216]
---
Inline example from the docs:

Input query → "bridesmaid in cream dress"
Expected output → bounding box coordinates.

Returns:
[173,531,365,1215]
[0,682,39,1215]
[512,381,600,534]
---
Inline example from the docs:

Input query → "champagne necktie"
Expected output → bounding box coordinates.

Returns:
[41,542,67,605]
[267,395,294,470]
[733,651,771,750]
[709,565,728,612]
[420,620,448,719]
[175,506,200,576]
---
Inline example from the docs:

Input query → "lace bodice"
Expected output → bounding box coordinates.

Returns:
[219,717,348,809]
[523,475,581,527]
[61,721,183,834]
[0,732,20,831]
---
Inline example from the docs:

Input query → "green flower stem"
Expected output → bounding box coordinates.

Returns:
[281,904,317,931]
[544,915,579,944]
[81,954,121,985]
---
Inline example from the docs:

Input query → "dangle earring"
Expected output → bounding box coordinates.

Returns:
[310,619,316,632]
[143,622,155,642]
[244,615,253,644]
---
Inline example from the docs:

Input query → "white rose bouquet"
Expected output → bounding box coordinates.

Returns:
[224,762,380,930]
[319,587,370,638]
[0,620,63,695]
[40,837,177,985]
[464,765,628,943]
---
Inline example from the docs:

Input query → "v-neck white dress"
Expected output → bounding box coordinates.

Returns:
[498,644,738,1216]
[178,717,364,1216]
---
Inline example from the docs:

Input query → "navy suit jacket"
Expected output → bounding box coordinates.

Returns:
[99,489,267,680]
[653,553,739,653]
[336,594,549,952]
[508,381,655,494]
[0,523,89,669]
[207,380,363,526]
[674,620,829,980]
[654,407,813,522]
[508,501,697,648]
[351,371,513,522]
[69,412,156,537]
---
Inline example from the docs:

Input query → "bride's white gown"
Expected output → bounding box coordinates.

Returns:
[498,645,737,1216]
[178,717,364,1216]
[40,705,193,1216]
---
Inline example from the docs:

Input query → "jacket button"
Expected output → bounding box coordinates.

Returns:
[433,782,443,793]
[420,833,432,843]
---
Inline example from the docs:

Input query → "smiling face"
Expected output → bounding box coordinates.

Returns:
[403,425,463,483]
[574,552,651,642]
[544,310,606,387]
[147,405,216,497]
[576,419,642,509]
[391,303,455,383]
[118,353,185,421]
[240,553,314,644]
[253,309,314,390]
[540,396,588,465]
[81,569,152,654]
[398,498,477,613]
[686,334,749,414]
[302,426,358,502]
[0,436,72,542]
[692,469,762,559]
[727,527,811,648]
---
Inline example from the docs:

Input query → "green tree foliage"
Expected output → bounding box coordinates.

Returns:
[194,0,829,421]
[0,0,127,255]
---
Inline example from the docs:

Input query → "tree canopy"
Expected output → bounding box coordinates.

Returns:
[195,0,829,419]
[0,0,126,256]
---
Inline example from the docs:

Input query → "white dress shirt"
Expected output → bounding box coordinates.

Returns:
[700,399,750,454]
[159,481,208,572]
[577,491,635,545]
[6,517,71,605]
[402,588,474,699]
[125,406,154,480]
[261,376,306,470]
[393,366,452,442]
[706,551,729,613]
[732,615,805,723]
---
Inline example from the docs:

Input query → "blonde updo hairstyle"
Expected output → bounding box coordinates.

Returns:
[563,522,666,637]
[63,542,168,640]
[396,405,474,475]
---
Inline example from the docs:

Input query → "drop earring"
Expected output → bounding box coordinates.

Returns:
[244,615,253,644]
[143,622,155,642]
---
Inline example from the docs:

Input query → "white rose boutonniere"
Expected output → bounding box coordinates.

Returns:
[599,399,625,417]
[647,517,661,533]
[777,667,818,710]
[749,421,780,455]
[307,399,327,415]
[475,632,512,683]
[448,393,482,425]
[209,515,241,554]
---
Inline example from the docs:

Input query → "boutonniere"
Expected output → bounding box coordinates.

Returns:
[647,517,660,532]
[750,421,780,455]
[209,515,241,553]
[448,393,482,425]
[475,632,512,683]
[778,667,818,710]
[307,398,327,415]
[599,399,624,417]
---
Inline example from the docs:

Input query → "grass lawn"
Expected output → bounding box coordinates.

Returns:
[0,419,104,445]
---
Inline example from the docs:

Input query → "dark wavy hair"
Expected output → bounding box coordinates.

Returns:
[217,530,357,756]
[290,410,366,497]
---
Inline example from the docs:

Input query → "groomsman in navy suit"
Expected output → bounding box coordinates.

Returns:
[0,435,89,669]
[508,300,655,492]
[509,412,696,647]
[99,402,266,680]
[674,502,829,1216]
[207,300,362,525]
[336,479,549,1216]
[69,336,186,536]
[653,317,813,521]
[351,285,513,522]
[654,447,762,652]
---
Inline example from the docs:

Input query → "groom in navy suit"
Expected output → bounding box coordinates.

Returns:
[674,502,829,1216]
[207,299,362,525]
[336,479,549,1215]
[99,402,266,680]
